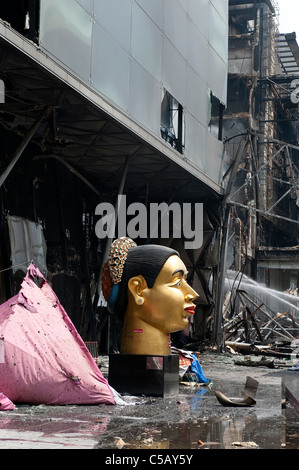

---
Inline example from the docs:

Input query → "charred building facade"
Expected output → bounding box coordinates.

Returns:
[217,0,299,300]
[0,1,229,348]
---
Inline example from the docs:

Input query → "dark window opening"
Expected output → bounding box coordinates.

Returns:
[226,77,253,115]
[0,0,40,43]
[229,7,257,36]
[160,89,184,154]
[209,92,224,141]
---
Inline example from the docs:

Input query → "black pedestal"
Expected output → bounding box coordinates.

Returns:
[108,354,179,397]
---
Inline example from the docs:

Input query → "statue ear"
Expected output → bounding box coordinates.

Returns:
[127,275,147,305]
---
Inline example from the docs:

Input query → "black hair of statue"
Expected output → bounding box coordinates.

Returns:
[114,244,179,318]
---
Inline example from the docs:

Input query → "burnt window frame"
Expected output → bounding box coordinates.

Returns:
[160,89,185,154]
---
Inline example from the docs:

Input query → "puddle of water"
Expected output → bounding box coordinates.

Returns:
[95,388,284,449]
[96,412,284,449]
[0,380,294,449]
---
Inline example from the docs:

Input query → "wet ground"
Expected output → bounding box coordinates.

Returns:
[0,352,298,452]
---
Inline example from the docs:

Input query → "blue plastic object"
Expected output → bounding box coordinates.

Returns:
[190,354,210,384]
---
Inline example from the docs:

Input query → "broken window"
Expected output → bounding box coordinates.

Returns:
[226,77,252,115]
[209,92,224,141]
[247,19,255,33]
[160,89,184,154]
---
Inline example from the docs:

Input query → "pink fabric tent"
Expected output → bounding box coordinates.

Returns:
[0,263,115,407]
[0,392,15,410]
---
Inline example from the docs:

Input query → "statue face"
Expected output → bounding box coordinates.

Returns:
[139,255,199,333]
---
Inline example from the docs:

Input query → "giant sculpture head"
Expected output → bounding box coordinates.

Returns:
[102,237,198,355]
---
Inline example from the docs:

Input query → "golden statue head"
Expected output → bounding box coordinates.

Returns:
[102,237,198,355]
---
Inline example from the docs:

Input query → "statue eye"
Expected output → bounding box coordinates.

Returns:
[172,279,181,287]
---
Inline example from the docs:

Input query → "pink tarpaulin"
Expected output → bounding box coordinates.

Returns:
[0,393,15,410]
[0,263,115,406]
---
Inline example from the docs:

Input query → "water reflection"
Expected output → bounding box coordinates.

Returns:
[0,392,286,449]
[189,388,209,412]
[108,412,283,449]
[92,383,284,449]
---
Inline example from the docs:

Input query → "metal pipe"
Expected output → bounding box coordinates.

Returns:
[34,154,101,197]
[228,200,299,226]
[97,157,130,297]
[227,144,286,203]
[0,107,50,188]
[213,204,231,350]
[238,290,294,340]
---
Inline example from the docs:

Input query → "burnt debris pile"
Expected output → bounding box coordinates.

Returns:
[223,271,299,359]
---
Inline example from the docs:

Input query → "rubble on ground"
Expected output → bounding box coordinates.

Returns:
[221,271,299,364]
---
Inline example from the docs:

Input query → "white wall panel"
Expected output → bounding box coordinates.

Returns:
[131,3,163,81]
[210,0,229,24]
[162,38,187,106]
[40,0,92,83]
[184,113,206,171]
[209,3,228,63]
[91,23,130,112]
[94,0,132,51]
[129,61,161,133]
[205,131,224,184]
[208,48,227,104]
[186,70,210,127]
[186,19,208,82]
[75,0,94,14]
[135,0,164,29]
[188,0,209,39]
[164,0,187,58]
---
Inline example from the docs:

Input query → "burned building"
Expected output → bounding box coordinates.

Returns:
[218,0,299,290]
[208,0,299,347]
[0,1,229,347]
